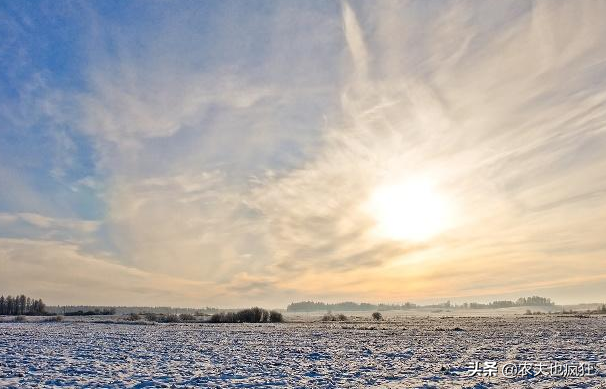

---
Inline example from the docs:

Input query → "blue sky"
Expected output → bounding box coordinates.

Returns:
[1,1,606,307]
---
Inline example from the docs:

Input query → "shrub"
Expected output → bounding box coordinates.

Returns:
[13,315,26,322]
[322,313,335,321]
[63,308,115,316]
[209,312,236,323]
[208,308,283,323]
[371,312,383,321]
[65,310,94,316]
[144,313,159,322]
[321,313,347,322]
[162,314,181,323]
[43,315,63,322]
[179,313,195,322]
[269,310,284,323]
[237,307,267,322]
[126,313,141,321]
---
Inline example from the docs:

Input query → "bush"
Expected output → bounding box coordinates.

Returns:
[162,314,181,323]
[179,313,195,322]
[209,312,234,323]
[13,315,26,322]
[322,313,335,321]
[65,310,95,316]
[208,308,284,323]
[269,310,284,323]
[126,313,141,321]
[43,315,63,322]
[237,307,267,322]
[371,312,383,321]
[63,308,115,316]
[144,313,159,322]
[321,313,346,322]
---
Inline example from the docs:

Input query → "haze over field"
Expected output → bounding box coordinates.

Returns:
[1,1,606,307]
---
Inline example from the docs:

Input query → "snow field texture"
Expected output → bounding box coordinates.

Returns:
[1,316,605,388]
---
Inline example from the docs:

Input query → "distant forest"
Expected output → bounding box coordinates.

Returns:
[287,296,555,312]
[1,294,556,315]
[460,296,555,309]
[1,295,220,316]
[0,294,46,315]
[287,301,418,312]
[45,305,221,315]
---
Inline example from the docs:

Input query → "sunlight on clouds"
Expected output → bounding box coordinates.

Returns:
[365,176,456,242]
[2,0,606,305]
[251,0,606,302]
[0,238,218,306]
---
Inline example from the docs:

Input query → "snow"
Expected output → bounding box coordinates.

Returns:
[1,315,605,388]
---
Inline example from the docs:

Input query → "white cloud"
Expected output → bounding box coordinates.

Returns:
[246,0,606,299]
[104,171,263,281]
[1,212,98,232]
[79,70,274,145]
[3,0,606,306]
[0,238,220,306]
[0,212,100,242]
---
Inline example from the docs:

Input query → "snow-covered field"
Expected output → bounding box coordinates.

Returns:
[1,315,605,388]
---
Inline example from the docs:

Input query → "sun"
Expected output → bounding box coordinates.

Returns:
[365,177,453,242]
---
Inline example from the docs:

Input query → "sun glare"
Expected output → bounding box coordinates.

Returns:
[366,177,453,242]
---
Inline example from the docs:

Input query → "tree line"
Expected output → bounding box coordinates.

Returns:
[460,296,555,309]
[287,301,418,312]
[45,305,220,315]
[287,296,556,312]
[0,294,46,315]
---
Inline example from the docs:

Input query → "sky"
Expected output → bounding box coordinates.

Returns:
[1,0,606,308]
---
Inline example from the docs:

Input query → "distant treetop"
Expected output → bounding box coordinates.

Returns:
[287,296,555,312]
[0,294,46,315]
[286,301,417,312]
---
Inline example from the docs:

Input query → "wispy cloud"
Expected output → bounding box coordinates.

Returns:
[0,212,99,233]
[248,0,606,301]
[1,0,606,305]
